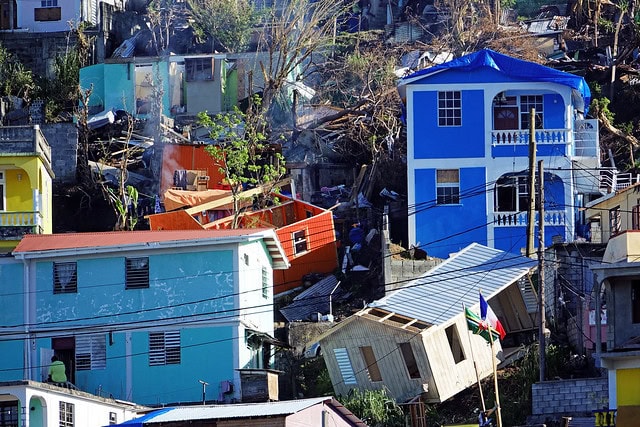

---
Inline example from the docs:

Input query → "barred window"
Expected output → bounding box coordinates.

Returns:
[126,257,149,289]
[54,262,77,294]
[76,335,106,371]
[59,402,74,427]
[149,331,181,366]
[438,91,461,126]
[293,230,308,255]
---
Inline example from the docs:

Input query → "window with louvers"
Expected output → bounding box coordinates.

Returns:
[76,335,106,371]
[126,257,149,289]
[149,331,181,366]
[54,262,77,294]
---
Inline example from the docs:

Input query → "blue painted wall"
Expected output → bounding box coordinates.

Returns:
[0,260,26,382]
[414,167,487,257]
[413,90,485,159]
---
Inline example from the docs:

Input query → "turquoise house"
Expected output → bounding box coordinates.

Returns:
[80,54,235,118]
[0,229,288,406]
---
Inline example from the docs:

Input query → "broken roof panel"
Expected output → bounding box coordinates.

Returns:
[280,275,345,322]
[369,243,536,325]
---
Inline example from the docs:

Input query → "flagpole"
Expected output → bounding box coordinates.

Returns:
[487,323,503,427]
[463,304,486,413]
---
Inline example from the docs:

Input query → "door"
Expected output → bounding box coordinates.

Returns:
[493,107,518,130]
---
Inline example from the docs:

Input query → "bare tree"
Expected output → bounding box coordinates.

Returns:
[147,0,175,55]
[255,0,356,117]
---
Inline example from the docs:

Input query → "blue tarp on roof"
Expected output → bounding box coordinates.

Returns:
[399,48,591,112]
[107,408,172,427]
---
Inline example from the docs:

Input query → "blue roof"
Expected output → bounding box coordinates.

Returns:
[369,243,536,325]
[399,49,591,112]
[108,408,172,427]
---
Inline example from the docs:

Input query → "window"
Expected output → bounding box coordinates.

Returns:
[436,169,459,205]
[149,331,181,366]
[185,57,214,81]
[54,262,77,294]
[632,200,640,230]
[109,413,117,425]
[495,175,529,212]
[333,348,357,385]
[633,281,640,324]
[41,0,57,5]
[520,95,543,130]
[0,402,18,427]
[76,335,106,370]
[126,257,149,289]
[360,346,382,382]
[399,342,421,379]
[445,324,466,364]
[609,206,621,236]
[438,91,461,126]
[262,266,269,298]
[59,402,74,427]
[293,230,308,255]
[0,171,4,211]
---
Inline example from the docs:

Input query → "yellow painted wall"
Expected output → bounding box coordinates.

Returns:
[4,168,33,211]
[0,154,54,235]
[617,368,640,406]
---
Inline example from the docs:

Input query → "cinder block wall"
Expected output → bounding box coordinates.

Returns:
[42,123,78,184]
[531,377,608,420]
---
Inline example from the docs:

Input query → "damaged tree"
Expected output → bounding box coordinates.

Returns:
[198,95,286,228]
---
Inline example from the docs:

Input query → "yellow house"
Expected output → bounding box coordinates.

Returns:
[584,181,640,244]
[590,230,640,426]
[0,125,54,252]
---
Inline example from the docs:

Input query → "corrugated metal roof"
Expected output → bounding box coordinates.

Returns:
[369,243,536,325]
[13,230,289,269]
[279,275,345,322]
[130,397,360,422]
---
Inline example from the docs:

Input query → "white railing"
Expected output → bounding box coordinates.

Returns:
[493,210,567,227]
[0,211,42,227]
[491,128,569,145]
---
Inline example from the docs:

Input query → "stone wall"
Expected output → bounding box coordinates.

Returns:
[0,32,78,78]
[530,377,608,423]
[42,123,77,184]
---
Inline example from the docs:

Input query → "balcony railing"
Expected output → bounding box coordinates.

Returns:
[0,211,43,240]
[492,128,569,145]
[493,210,567,227]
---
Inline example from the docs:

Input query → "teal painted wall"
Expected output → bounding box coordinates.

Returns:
[34,250,234,326]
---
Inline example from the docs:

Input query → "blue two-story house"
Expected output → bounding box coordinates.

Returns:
[0,229,288,407]
[398,49,602,258]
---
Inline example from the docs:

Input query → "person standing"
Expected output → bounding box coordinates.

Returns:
[48,355,67,384]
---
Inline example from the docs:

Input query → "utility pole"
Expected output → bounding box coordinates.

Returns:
[526,108,537,258]
[538,159,546,382]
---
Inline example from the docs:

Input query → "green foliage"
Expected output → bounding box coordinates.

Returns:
[106,185,139,231]
[199,96,286,227]
[339,388,405,427]
[0,43,36,101]
[599,18,615,33]
[591,97,615,122]
[187,0,259,52]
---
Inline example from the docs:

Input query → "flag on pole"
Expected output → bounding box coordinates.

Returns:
[480,293,507,341]
[465,306,501,343]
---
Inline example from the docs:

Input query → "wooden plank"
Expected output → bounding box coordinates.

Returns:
[185,178,291,215]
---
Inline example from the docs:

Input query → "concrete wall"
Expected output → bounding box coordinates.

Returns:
[531,377,608,421]
[42,123,77,184]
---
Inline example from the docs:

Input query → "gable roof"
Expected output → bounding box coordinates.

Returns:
[12,229,289,269]
[369,243,536,325]
[399,48,591,111]
[113,397,366,426]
